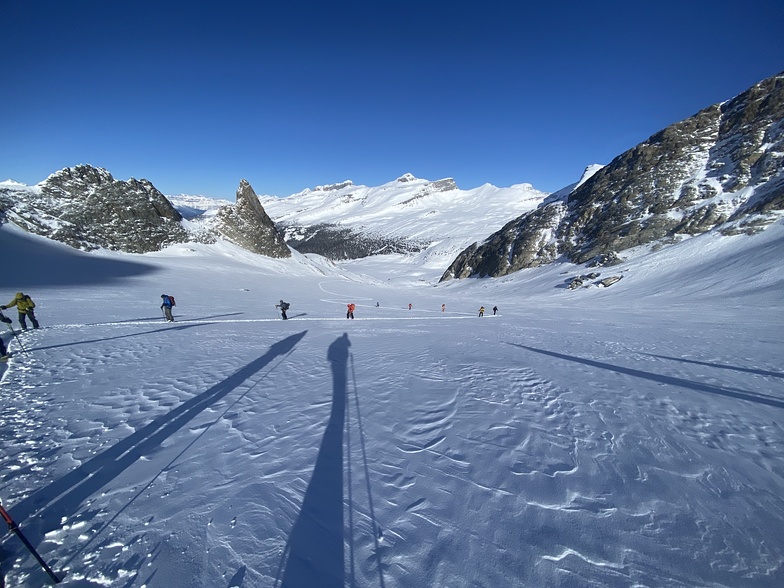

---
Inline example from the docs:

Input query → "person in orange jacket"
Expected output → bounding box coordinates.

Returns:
[346,303,356,319]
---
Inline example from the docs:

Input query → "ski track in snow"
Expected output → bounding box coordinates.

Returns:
[1,231,784,586]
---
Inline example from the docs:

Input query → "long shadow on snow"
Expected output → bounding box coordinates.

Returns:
[277,333,349,588]
[639,352,784,379]
[0,226,158,287]
[9,331,308,538]
[508,343,784,409]
[25,323,208,353]
[347,352,387,588]
[83,312,246,326]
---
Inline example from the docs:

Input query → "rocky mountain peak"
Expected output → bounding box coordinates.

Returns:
[0,164,187,253]
[441,71,784,281]
[1,167,294,258]
[213,180,291,257]
[311,180,354,193]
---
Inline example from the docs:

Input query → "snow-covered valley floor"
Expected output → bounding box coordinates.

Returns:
[1,224,783,587]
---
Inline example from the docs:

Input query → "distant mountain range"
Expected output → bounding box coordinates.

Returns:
[1,71,782,280]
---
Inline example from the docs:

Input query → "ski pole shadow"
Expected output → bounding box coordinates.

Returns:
[84,316,168,325]
[8,331,308,542]
[507,343,784,409]
[276,333,350,588]
[227,564,247,587]
[347,351,386,588]
[173,312,247,322]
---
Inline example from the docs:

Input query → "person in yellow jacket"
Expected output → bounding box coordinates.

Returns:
[1,292,40,330]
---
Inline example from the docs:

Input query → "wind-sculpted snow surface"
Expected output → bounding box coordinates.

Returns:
[0,223,783,587]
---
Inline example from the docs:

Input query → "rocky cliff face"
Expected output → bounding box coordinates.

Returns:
[442,71,784,281]
[0,167,291,257]
[213,180,291,257]
[0,165,188,253]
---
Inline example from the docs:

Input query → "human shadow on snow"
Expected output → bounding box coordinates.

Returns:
[277,333,349,588]
[508,343,784,410]
[8,331,308,544]
[639,352,784,379]
[276,333,386,588]
[25,323,209,353]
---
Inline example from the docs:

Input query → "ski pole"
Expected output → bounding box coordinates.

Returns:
[7,325,28,355]
[0,503,61,584]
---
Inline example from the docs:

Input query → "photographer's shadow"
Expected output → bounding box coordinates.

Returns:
[278,333,350,587]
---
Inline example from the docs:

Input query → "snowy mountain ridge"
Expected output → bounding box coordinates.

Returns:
[1,167,550,267]
[443,71,784,280]
[260,173,546,238]
[255,173,548,261]
[2,71,782,282]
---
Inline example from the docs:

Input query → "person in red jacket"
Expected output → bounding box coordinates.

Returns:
[346,303,356,319]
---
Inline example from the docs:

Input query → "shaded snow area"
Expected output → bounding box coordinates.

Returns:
[1,222,783,587]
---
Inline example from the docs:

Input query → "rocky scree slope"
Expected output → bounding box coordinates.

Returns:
[441,71,784,280]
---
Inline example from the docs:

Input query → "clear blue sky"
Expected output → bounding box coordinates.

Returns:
[2,1,782,199]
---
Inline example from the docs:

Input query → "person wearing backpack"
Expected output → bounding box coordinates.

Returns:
[346,303,356,319]
[1,292,40,330]
[0,311,10,358]
[0,312,14,361]
[160,294,176,322]
[276,299,290,320]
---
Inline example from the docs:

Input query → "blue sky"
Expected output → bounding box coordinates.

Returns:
[1,1,783,199]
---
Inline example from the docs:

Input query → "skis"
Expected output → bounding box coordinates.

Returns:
[0,503,61,584]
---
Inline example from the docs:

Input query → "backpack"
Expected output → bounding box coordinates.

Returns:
[168,295,176,307]
[25,296,35,309]
[281,302,290,311]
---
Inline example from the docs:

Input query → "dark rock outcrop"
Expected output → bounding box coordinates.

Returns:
[1,165,187,253]
[441,71,784,281]
[1,168,292,257]
[284,223,426,260]
[441,202,566,279]
[213,180,291,257]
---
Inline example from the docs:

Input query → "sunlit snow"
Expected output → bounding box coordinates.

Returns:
[0,219,783,587]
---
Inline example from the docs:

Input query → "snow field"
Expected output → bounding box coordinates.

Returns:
[0,225,783,586]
